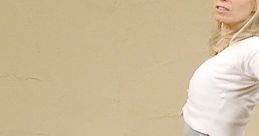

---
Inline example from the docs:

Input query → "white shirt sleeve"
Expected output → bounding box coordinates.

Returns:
[247,45,259,80]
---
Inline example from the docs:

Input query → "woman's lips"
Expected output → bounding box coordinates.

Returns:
[216,5,230,13]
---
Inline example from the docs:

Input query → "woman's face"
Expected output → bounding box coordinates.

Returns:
[214,0,256,26]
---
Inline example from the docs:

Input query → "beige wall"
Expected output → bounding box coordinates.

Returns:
[1,0,259,136]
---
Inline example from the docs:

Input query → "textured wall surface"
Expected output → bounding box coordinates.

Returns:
[1,0,259,136]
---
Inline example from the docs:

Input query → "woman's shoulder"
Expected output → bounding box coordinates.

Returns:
[238,36,259,46]
[232,36,259,51]
[232,36,259,63]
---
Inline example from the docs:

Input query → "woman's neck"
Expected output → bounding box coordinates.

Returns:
[221,23,236,36]
[220,13,254,36]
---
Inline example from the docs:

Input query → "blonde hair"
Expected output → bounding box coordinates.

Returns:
[209,12,256,56]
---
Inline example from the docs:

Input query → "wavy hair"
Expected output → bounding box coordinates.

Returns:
[209,11,256,56]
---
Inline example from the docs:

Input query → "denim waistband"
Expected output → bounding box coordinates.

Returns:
[183,122,209,136]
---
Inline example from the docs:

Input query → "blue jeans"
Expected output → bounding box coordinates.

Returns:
[183,122,209,136]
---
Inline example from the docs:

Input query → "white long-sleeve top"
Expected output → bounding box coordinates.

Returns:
[181,36,259,136]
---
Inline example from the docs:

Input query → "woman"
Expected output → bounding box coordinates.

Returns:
[181,0,259,136]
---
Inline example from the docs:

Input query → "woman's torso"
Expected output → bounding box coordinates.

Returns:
[182,36,259,136]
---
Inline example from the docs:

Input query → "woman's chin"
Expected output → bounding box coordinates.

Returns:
[215,17,231,24]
